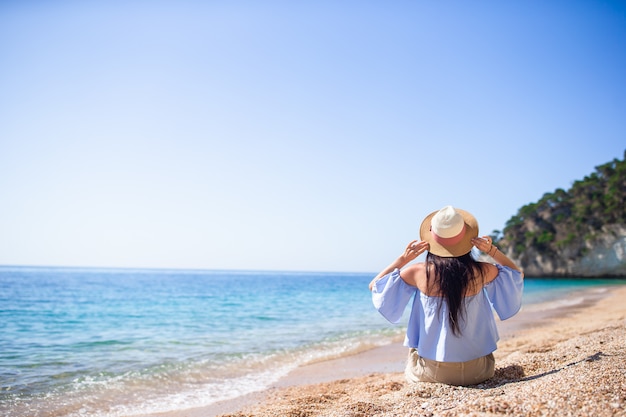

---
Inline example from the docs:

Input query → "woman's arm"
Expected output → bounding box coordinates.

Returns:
[369,240,430,290]
[472,236,524,276]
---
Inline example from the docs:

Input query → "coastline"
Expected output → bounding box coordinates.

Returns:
[157,283,626,417]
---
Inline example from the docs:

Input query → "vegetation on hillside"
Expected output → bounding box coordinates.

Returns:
[494,150,626,259]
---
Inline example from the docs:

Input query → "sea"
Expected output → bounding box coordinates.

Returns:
[1,266,624,417]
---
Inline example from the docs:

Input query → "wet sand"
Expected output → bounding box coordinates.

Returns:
[163,284,626,417]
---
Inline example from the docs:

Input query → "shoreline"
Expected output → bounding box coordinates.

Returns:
[158,283,626,417]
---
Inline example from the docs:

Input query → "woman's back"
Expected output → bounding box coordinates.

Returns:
[401,253,500,335]
[405,260,498,296]
[371,264,523,362]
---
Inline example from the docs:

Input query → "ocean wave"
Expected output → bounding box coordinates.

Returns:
[1,329,403,417]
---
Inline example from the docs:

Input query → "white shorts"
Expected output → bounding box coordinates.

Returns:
[405,348,495,386]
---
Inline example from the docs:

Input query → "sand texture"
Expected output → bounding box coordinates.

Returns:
[213,285,626,417]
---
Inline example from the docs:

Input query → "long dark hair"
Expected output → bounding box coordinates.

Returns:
[425,252,484,336]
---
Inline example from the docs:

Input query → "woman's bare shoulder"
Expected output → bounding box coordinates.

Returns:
[479,262,499,283]
[400,263,429,292]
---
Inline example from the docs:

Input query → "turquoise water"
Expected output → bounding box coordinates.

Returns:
[1,266,623,417]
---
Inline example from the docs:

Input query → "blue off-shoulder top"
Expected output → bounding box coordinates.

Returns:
[372,265,524,362]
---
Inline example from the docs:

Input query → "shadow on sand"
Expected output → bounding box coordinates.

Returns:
[479,351,607,389]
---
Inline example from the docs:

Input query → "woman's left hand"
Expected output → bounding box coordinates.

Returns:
[370,240,430,290]
[403,240,429,262]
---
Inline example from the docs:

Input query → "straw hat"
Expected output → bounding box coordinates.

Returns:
[419,206,479,257]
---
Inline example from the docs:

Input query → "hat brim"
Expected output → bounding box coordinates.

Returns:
[419,208,479,257]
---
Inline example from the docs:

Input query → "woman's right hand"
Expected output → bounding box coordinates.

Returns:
[471,236,494,255]
[471,236,524,275]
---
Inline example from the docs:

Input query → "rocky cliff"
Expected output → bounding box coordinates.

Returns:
[501,224,626,277]
[493,152,626,278]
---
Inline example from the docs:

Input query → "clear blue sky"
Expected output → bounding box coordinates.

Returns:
[1,1,624,272]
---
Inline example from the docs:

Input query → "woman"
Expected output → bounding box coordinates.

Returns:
[369,206,524,386]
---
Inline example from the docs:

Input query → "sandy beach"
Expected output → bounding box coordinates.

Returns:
[164,284,626,417]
